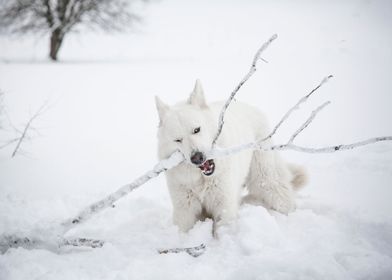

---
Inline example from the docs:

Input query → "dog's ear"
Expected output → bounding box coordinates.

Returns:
[155,96,169,124]
[188,79,208,108]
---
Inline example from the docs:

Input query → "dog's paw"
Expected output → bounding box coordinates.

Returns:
[270,199,296,215]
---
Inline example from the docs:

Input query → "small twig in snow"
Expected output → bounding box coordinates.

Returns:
[0,234,104,254]
[60,237,105,249]
[158,243,206,258]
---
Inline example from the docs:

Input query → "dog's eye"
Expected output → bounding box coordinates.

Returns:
[174,138,183,143]
[193,127,201,134]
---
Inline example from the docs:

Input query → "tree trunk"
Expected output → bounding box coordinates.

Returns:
[49,29,64,61]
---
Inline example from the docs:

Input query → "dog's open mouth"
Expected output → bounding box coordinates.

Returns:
[198,159,215,176]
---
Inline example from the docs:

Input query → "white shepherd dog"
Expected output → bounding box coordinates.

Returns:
[156,80,307,233]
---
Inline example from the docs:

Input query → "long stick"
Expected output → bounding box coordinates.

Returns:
[59,151,184,233]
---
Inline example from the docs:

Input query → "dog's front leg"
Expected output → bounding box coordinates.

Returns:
[207,181,240,237]
[170,186,202,232]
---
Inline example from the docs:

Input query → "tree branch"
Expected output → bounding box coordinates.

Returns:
[59,150,184,234]
[287,101,331,144]
[261,75,333,143]
[211,34,278,148]
[271,136,392,153]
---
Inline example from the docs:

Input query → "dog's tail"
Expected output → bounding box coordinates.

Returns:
[288,163,308,191]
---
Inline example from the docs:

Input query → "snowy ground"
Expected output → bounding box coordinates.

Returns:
[1,0,392,279]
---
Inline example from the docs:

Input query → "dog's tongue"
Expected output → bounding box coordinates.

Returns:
[198,159,215,176]
[199,160,211,171]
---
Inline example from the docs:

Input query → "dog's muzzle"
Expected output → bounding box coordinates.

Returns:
[191,151,215,176]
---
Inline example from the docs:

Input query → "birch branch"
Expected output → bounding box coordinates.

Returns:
[2,37,392,256]
[288,101,331,144]
[211,34,278,148]
[0,151,184,254]
[59,150,184,233]
[271,136,392,153]
[209,136,392,160]
[208,82,391,159]
[261,75,333,142]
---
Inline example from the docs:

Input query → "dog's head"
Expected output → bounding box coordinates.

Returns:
[156,80,216,176]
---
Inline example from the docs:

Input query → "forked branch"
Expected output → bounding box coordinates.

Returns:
[261,75,333,143]
[1,35,391,256]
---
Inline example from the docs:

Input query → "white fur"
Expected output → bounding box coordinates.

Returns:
[156,80,306,232]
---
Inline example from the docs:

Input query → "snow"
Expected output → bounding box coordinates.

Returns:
[1,0,392,279]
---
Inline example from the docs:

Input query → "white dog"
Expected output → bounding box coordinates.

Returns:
[156,80,307,233]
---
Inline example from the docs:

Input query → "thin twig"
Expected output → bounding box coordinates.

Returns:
[158,243,206,258]
[0,138,20,150]
[11,101,49,157]
[60,237,105,248]
[272,136,392,153]
[0,234,104,254]
[261,75,333,142]
[211,34,278,148]
[288,101,331,144]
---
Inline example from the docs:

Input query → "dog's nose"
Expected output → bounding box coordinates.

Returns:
[190,151,206,165]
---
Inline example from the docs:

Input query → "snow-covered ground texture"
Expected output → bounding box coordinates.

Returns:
[1,0,392,279]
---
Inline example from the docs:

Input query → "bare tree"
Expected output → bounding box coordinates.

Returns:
[0,0,143,60]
